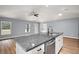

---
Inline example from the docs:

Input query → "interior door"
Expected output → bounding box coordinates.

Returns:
[34,23,38,33]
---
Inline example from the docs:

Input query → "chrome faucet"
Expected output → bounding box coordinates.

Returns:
[47,26,53,36]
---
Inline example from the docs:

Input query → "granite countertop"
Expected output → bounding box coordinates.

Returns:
[15,32,63,52]
[0,33,36,40]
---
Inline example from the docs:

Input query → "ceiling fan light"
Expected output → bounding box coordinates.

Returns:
[34,14,39,17]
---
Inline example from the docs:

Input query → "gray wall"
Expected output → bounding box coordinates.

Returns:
[0,22,1,35]
[47,18,79,38]
[38,23,41,33]
[78,20,79,38]
[0,17,37,36]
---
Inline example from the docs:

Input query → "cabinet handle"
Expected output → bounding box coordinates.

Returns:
[43,52,45,54]
[37,48,42,51]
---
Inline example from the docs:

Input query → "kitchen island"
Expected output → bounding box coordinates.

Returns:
[15,32,63,54]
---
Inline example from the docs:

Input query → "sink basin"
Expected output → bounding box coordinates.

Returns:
[48,33,58,37]
[52,34,58,36]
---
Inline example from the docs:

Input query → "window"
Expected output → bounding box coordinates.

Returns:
[1,21,12,35]
[25,24,30,32]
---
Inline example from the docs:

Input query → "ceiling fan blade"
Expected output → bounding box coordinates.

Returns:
[28,9,39,17]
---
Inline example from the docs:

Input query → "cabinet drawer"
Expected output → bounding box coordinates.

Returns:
[26,44,44,54]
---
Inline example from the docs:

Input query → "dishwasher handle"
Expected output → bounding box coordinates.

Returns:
[47,40,55,45]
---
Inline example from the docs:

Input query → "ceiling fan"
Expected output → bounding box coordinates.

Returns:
[29,9,39,17]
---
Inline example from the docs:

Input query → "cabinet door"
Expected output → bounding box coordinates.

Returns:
[55,35,63,54]
[59,35,63,49]
[16,43,26,54]
[55,37,60,54]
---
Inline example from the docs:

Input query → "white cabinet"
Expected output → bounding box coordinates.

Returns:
[16,42,26,54]
[55,35,63,54]
[16,43,44,54]
[26,44,44,54]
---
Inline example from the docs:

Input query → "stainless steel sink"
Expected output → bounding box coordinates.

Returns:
[52,33,57,36]
[48,33,58,37]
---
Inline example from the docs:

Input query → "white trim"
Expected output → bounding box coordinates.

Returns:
[64,36,79,39]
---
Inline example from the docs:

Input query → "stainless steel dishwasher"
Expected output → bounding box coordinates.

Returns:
[45,39,55,54]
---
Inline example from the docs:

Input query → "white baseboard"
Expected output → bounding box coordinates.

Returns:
[63,36,79,39]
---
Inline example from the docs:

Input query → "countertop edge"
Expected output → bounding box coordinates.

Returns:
[0,33,38,41]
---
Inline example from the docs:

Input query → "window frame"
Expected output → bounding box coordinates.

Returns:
[1,21,12,35]
[25,24,31,33]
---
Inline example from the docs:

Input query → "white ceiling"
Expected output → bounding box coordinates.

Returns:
[0,5,79,22]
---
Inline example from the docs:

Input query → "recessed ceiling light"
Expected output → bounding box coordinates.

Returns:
[58,13,63,16]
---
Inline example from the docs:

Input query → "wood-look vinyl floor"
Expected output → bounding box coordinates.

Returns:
[0,39,16,54]
[60,37,79,54]
[0,37,79,54]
